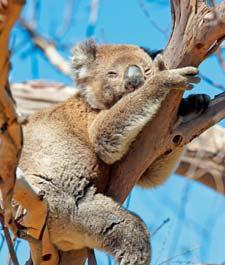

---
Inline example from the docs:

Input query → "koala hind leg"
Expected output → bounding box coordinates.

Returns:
[77,193,150,265]
[138,94,210,189]
[138,147,184,188]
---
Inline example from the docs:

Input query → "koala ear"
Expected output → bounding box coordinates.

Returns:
[71,39,97,79]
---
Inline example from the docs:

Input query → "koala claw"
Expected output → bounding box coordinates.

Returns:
[120,257,147,265]
[167,66,200,91]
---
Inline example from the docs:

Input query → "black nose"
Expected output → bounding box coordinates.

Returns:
[124,65,144,89]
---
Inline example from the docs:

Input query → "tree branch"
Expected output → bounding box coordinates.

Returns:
[215,47,225,75]
[173,92,225,145]
[19,19,71,77]
[0,0,24,234]
[0,211,19,265]
[177,125,225,194]
[11,81,75,116]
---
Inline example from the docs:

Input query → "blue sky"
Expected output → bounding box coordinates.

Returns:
[1,1,225,264]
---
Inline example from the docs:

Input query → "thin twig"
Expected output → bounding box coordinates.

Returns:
[138,0,168,39]
[152,218,170,237]
[168,183,192,259]
[216,48,225,75]
[19,19,71,77]
[86,0,100,37]
[158,246,200,265]
[0,213,19,265]
[154,220,172,265]
[6,236,16,265]
[56,0,76,38]
[200,72,225,91]
[88,249,97,265]
[0,232,5,251]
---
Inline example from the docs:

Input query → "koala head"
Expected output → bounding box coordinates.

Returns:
[71,40,154,109]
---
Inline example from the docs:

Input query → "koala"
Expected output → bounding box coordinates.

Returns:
[14,40,209,265]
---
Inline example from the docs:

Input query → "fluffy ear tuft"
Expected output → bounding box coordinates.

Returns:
[71,39,97,79]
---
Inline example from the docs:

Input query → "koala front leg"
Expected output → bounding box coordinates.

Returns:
[89,55,200,165]
[77,193,150,265]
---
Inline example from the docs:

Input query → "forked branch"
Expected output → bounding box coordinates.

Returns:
[106,0,225,202]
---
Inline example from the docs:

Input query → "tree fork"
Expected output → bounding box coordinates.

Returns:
[106,0,225,203]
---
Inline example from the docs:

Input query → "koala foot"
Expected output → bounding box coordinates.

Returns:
[73,193,151,265]
[119,253,150,265]
[179,94,210,116]
[115,236,150,265]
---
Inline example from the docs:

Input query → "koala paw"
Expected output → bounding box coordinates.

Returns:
[167,67,201,90]
[152,56,201,91]
[179,94,210,116]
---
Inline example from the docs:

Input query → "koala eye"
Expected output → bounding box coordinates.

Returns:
[107,71,118,78]
[144,67,152,76]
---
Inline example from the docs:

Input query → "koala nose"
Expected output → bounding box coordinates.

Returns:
[124,65,144,89]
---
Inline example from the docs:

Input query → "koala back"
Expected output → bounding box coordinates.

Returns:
[19,95,109,199]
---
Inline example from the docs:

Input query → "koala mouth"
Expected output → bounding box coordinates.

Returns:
[124,83,137,93]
